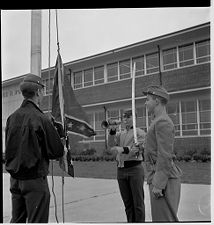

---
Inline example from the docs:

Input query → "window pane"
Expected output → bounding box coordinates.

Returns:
[43,78,54,95]
[181,100,197,135]
[107,63,118,82]
[146,53,159,74]
[179,44,194,67]
[95,111,105,140]
[94,66,104,85]
[132,56,145,76]
[167,102,180,136]
[136,107,147,132]
[196,40,210,64]
[108,109,121,131]
[163,48,177,70]
[74,71,83,89]
[119,59,131,79]
[84,69,93,87]
[199,99,211,135]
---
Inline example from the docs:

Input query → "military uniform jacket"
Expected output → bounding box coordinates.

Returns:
[5,99,64,180]
[145,112,182,189]
[108,127,146,168]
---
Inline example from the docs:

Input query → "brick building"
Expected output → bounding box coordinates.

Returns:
[2,22,211,156]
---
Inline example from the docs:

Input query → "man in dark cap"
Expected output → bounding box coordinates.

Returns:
[5,73,64,223]
[143,85,182,222]
[108,109,146,222]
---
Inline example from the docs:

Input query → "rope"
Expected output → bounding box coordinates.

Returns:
[55,9,65,223]
[55,9,60,54]
[48,9,59,223]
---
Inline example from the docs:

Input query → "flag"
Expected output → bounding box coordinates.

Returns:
[51,53,96,177]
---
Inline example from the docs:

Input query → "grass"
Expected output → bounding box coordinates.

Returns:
[48,160,211,185]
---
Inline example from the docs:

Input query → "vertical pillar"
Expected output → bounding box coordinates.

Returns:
[30,10,42,77]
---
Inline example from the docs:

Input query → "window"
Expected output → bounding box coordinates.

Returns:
[94,66,104,85]
[95,111,105,140]
[74,71,83,89]
[15,90,21,95]
[119,59,131,80]
[179,44,194,67]
[132,56,145,76]
[163,48,177,70]
[196,40,210,64]
[167,102,180,136]
[181,100,197,135]
[146,53,159,74]
[107,63,118,82]
[43,78,54,95]
[136,107,147,132]
[84,69,93,87]
[3,92,8,98]
[108,109,121,131]
[199,99,211,135]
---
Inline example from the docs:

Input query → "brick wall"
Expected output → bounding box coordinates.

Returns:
[72,63,210,106]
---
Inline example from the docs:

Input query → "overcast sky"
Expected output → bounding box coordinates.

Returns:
[1,8,211,81]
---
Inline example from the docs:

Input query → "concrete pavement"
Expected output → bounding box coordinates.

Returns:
[3,173,211,223]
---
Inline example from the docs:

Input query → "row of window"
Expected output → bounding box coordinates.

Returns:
[73,39,210,90]
[84,98,211,142]
[3,89,21,98]
[2,40,210,97]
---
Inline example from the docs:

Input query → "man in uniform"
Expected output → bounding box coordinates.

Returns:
[5,74,64,223]
[143,85,182,222]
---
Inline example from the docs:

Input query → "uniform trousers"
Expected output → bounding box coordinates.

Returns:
[10,176,50,223]
[117,163,145,222]
[149,177,181,222]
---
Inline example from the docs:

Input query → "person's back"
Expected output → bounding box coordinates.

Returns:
[5,74,64,223]
[5,99,63,180]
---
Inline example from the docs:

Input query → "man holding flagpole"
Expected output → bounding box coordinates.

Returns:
[4,74,64,223]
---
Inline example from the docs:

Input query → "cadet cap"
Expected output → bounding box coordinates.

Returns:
[20,73,45,92]
[142,85,169,101]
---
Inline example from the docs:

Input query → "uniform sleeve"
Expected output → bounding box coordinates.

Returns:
[152,119,175,189]
[42,119,64,159]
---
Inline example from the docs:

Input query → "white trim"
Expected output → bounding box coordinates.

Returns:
[179,101,182,136]
[175,135,210,139]
[196,99,200,136]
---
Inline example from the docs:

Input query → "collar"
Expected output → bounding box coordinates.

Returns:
[21,99,43,114]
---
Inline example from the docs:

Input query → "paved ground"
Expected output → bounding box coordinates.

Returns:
[3,173,211,223]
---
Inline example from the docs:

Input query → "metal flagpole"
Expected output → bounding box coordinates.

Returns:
[132,62,138,145]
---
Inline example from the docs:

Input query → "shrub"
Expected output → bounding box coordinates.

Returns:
[186,149,197,158]
[79,148,97,156]
[200,154,210,162]
[183,155,191,162]
[193,153,201,161]
[200,148,210,156]
[175,155,183,161]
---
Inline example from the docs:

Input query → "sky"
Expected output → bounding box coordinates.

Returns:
[1,8,211,81]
